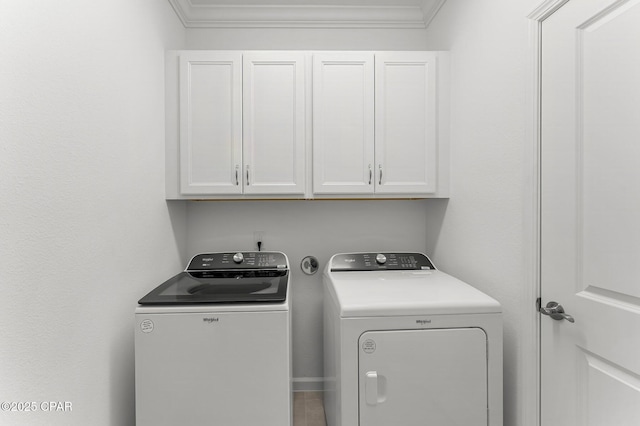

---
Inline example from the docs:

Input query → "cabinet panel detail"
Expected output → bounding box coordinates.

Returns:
[243,53,306,195]
[313,54,375,194]
[179,52,242,195]
[375,52,437,194]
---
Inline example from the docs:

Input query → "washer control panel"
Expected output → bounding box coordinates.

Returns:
[187,252,288,270]
[330,252,434,272]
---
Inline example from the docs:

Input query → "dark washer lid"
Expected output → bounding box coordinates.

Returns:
[138,252,289,305]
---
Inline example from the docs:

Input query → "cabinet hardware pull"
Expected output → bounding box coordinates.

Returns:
[235,165,239,186]
[368,165,372,185]
[379,164,383,185]
[246,165,250,186]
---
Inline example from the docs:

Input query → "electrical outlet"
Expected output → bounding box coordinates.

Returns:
[253,231,265,250]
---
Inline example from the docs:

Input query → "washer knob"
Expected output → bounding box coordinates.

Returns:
[375,253,387,265]
[233,252,244,264]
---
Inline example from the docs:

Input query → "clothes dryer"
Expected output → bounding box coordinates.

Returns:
[323,252,502,426]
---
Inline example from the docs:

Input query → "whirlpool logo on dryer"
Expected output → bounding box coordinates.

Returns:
[203,317,220,323]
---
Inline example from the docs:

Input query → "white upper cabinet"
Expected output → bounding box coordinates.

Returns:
[179,52,242,195]
[312,51,446,197]
[375,52,437,195]
[243,52,306,195]
[312,53,375,194]
[169,51,307,198]
[166,50,448,199]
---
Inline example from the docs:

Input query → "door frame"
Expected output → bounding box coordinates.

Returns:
[523,2,571,426]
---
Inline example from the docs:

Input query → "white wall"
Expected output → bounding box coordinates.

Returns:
[0,2,186,425]
[186,27,430,50]
[423,0,539,424]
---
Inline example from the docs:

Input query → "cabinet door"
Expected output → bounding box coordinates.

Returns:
[179,52,242,195]
[375,52,437,194]
[359,328,488,426]
[243,53,306,195]
[313,53,375,194]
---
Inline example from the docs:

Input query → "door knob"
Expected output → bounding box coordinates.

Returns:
[538,299,575,323]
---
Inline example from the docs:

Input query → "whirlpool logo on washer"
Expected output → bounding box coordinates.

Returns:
[202,317,220,323]
[416,319,432,325]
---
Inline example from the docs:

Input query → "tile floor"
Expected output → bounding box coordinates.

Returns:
[293,391,327,426]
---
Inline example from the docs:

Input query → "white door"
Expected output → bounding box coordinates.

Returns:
[358,328,487,426]
[374,52,437,195]
[312,53,375,194]
[243,52,306,195]
[179,52,242,195]
[541,0,640,424]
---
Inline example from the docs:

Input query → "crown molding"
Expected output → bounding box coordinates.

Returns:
[168,0,434,28]
[421,0,447,28]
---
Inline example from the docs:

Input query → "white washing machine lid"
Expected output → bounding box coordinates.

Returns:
[325,268,501,317]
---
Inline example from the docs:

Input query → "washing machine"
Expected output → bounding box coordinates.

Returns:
[135,251,291,426]
[323,252,502,426]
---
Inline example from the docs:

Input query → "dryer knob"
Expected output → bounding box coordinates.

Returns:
[376,253,387,265]
[233,252,244,264]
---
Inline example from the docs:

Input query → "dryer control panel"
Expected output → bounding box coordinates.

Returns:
[330,252,434,272]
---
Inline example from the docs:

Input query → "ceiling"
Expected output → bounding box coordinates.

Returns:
[168,0,447,28]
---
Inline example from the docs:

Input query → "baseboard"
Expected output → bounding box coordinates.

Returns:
[292,377,325,392]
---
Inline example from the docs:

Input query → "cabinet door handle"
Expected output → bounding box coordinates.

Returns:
[246,165,250,186]
[378,164,383,185]
[235,165,239,186]
[368,165,372,185]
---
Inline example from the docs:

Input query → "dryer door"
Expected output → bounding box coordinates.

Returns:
[358,328,488,426]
